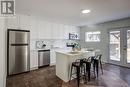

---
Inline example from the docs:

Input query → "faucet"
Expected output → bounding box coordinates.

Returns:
[72,45,75,51]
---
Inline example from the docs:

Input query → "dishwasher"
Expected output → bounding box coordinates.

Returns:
[38,50,50,67]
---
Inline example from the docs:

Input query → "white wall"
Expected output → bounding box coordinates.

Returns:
[0,18,6,87]
[80,18,130,62]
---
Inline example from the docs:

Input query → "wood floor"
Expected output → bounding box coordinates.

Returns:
[6,64,130,87]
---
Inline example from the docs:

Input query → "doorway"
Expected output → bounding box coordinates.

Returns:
[109,27,130,67]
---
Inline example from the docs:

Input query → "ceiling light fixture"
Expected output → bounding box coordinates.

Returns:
[82,9,91,14]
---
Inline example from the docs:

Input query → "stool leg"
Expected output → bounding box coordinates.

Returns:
[76,67,80,87]
[86,63,90,81]
[96,60,99,78]
[93,62,96,78]
[88,63,91,81]
[69,65,73,81]
[81,66,83,75]
[100,60,103,74]
[83,65,86,80]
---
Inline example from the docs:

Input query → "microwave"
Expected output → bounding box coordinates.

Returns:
[69,33,79,40]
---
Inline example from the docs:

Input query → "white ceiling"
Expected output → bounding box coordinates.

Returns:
[16,0,130,26]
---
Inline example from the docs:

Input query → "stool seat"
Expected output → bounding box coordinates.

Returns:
[72,62,81,67]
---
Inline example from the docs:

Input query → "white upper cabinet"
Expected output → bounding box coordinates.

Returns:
[58,24,65,39]
[63,25,71,39]
[51,23,80,39]
[19,15,31,30]
[6,14,31,30]
[38,20,52,39]
[6,14,80,40]
[70,26,79,33]
[30,16,39,39]
[45,22,52,39]
[6,15,20,29]
[51,23,64,39]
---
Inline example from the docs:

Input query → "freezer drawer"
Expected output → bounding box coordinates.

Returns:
[8,43,30,75]
[38,50,50,67]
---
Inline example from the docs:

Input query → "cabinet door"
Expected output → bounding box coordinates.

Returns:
[30,51,38,70]
[50,50,56,65]
[30,17,38,39]
[6,15,20,29]
[19,15,31,30]
[45,22,52,39]
[51,23,65,39]
[51,23,59,39]
[38,20,51,39]
[63,25,80,39]
[58,24,64,39]
[63,25,70,39]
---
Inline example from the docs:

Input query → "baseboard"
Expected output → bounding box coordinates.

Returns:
[30,67,38,70]
[106,63,130,69]
[50,62,56,66]
[4,73,6,87]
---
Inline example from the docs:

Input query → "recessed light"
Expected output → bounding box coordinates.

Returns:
[82,10,91,14]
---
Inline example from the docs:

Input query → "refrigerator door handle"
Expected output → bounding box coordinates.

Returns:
[11,44,29,46]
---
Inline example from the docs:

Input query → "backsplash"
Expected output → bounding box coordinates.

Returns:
[36,41,45,49]
[30,39,79,50]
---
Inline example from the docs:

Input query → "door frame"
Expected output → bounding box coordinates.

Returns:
[108,28,123,66]
[108,27,130,67]
[123,28,130,67]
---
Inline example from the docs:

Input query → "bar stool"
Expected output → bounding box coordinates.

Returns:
[94,54,103,77]
[89,54,103,78]
[70,59,86,87]
[87,56,97,78]
[82,59,91,81]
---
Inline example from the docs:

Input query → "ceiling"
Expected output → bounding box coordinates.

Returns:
[16,0,130,26]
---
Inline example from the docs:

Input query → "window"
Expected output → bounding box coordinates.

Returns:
[85,31,101,42]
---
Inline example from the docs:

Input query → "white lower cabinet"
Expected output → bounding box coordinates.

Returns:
[30,49,57,70]
[30,51,38,70]
[50,50,56,65]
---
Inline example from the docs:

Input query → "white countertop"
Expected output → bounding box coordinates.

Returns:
[56,50,94,56]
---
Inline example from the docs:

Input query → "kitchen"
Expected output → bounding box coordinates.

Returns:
[0,0,130,87]
[6,14,80,69]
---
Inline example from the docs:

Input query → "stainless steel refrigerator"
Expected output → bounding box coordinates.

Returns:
[7,29,30,75]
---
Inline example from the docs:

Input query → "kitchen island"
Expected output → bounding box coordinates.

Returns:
[56,50,95,82]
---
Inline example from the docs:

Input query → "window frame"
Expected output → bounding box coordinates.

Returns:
[85,31,101,42]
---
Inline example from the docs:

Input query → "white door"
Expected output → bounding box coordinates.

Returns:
[109,27,130,67]
[124,28,130,67]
